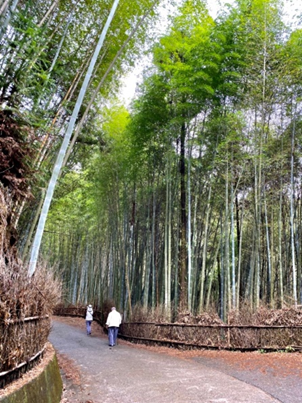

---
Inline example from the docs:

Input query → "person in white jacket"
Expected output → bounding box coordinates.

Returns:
[106,307,121,347]
[85,304,93,335]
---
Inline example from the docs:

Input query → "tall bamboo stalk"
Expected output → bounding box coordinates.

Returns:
[28,0,121,276]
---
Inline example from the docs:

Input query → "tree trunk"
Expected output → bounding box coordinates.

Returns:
[28,0,121,276]
[178,122,187,310]
[62,4,156,167]
[198,178,212,313]
[290,103,298,307]
[38,0,59,27]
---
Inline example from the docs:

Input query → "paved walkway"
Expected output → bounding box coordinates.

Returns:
[49,319,281,403]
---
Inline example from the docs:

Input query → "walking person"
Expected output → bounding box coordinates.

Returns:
[106,307,121,347]
[85,304,93,335]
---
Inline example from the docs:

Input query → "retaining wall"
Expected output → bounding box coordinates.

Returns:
[0,346,62,403]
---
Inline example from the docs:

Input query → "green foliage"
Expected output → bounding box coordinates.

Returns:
[154,0,219,117]
[23,0,302,316]
[127,74,170,172]
[282,29,302,84]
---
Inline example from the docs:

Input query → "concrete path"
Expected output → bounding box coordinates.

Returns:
[49,319,280,403]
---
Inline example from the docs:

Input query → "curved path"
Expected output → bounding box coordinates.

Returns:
[49,318,282,403]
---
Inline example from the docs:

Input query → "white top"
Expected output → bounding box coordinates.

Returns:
[85,306,93,321]
[106,309,122,327]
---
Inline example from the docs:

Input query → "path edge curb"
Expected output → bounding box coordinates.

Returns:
[0,345,62,403]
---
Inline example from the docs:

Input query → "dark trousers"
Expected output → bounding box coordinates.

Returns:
[108,326,119,346]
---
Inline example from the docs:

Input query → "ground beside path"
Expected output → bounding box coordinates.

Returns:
[49,316,302,403]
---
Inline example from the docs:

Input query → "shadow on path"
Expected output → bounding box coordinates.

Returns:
[49,318,282,403]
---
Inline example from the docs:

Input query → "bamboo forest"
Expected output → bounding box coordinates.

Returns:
[1,0,302,321]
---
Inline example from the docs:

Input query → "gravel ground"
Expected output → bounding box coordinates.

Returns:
[49,316,302,403]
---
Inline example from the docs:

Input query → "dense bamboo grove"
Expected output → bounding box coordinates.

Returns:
[2,0,302,320]
[40,0,302,319]
[0,1,161,270]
